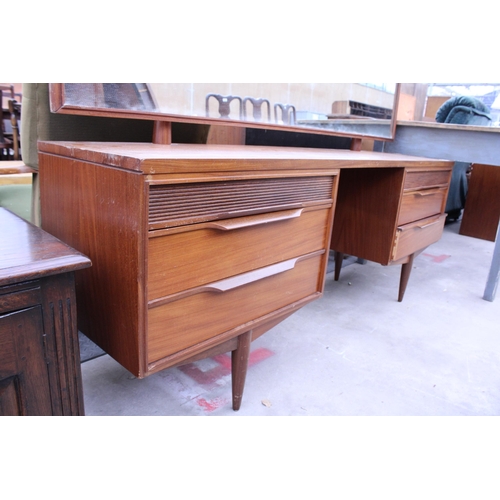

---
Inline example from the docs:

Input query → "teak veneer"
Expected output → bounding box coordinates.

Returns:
[38,142,452,410]
[39,143,341,410]
[460,163,500,243]
[331,165,452,301]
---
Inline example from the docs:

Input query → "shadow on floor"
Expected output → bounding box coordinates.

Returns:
[79,332,105,363]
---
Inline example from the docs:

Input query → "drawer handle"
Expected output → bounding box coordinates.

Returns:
[205,208,303,231]
[413,189,442,197]
[148,252,323,309]
[207,258,299,292]
[416,220,440,229]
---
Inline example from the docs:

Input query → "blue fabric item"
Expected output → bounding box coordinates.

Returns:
[436,96,492,124]
[445,161,469,221]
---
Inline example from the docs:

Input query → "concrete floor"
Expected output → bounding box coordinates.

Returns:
[81,221,500,416]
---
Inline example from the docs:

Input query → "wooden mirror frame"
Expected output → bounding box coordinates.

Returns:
[49,83,401,143]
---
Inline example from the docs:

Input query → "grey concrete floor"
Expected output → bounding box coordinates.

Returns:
[81,221,500,416]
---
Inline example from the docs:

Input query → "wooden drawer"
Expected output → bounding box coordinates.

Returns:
[392,214,446,262]
[404,170,451,191]
[0,282,41,314]
[398,187,447,226]
[149,176,335,230]
[147,253,323,364]
[148,206,330,300]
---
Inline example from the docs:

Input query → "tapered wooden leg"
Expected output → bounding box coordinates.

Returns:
[334,251,344,281]
[231,330,252,411]
[398,253,415,302]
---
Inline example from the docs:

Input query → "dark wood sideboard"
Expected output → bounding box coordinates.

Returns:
[38,142,452,410]
[0,208,91,416]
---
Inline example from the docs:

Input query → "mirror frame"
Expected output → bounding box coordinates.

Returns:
[49,83,401,142]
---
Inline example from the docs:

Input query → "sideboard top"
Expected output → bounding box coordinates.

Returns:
[0,208,91,287]
[38,142,453,175]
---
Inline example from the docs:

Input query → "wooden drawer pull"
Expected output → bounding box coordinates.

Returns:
[207,258,299,292]
[417,220,440,229]
[148,252,322,309]
[413,189,442,197]
[205,208,303,231]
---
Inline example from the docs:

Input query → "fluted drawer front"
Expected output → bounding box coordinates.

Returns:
[148,206,330,300]
[147,253,323,363]
[148,176,334,230]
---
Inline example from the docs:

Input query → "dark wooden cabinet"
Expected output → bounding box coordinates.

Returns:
[0,208,91,416]
[1,302,51,415]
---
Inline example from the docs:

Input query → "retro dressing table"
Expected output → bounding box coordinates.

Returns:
[38,84,452,410]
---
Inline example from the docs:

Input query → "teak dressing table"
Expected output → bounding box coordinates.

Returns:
[37,83,453,411]
[38,142,452,410]
[39,143,340,411]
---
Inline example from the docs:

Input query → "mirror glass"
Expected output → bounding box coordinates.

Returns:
[399,83,500,128]
[51,83,400,140]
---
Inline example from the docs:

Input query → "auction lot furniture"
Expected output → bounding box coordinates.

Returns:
[38,142,451,410]
[0,208,91,416]
[39,143,339,411]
